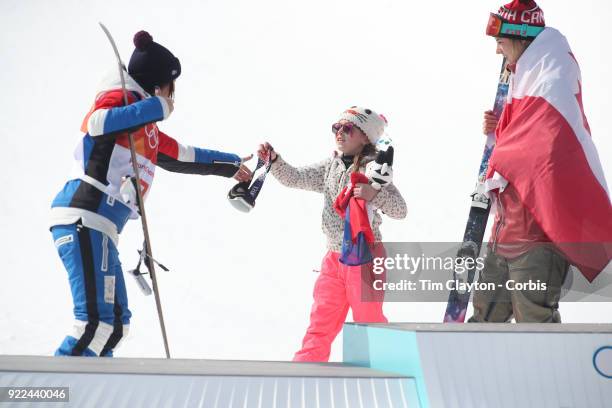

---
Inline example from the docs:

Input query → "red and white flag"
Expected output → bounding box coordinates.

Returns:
[488,27,612,282]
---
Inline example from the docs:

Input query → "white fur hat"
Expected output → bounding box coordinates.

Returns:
[338,106,388,145]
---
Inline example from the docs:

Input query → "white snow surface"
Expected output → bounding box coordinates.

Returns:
[0,0,610,361]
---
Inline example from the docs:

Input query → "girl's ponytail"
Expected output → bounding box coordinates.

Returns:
[352,152,362,174]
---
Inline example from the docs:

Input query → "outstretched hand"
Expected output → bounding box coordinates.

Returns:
[234,154,253,182]
[257,142,278,162]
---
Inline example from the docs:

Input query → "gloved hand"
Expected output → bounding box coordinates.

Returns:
[257,142,278,162]
[365,146,394,190]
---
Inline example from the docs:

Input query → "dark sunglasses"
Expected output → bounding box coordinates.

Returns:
[332,122,354,135]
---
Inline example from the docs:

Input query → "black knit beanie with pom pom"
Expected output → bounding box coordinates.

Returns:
[128,31,181,95]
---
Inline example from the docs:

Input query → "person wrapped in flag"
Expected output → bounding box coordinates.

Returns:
[470,0,611,323]
[50,31,253,357]
[257,107,406,362]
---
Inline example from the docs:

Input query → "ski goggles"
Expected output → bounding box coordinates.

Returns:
[332,122,355,135]
[486,13,544,39]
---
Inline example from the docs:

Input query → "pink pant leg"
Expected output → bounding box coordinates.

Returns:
[345,243,388,323]
[293,251,349,362]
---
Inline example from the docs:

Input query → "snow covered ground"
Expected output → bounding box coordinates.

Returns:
[1,0,610,361]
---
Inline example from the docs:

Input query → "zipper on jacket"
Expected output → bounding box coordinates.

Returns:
[212,160,241,166]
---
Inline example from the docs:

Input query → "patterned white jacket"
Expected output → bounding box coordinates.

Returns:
[271,152,407,252]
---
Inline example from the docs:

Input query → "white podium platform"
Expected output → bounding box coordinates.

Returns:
[2,323,611,407]
[0,355,415,407]
[343,323,612,408]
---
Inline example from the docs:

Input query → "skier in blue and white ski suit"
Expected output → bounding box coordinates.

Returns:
[50,31,252,356]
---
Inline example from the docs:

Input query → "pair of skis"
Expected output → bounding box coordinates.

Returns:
[99,23,174,357]
[443,60,510,322]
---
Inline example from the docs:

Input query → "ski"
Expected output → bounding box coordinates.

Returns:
[98,22,172,357]
[443,60,510,323]
[228,152,272,212]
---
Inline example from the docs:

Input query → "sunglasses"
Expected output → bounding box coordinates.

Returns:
[486,13,544,38]
[332,122,355,135]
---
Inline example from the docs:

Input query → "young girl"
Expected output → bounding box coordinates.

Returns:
[258,106,407,362]
[50,30,252,357]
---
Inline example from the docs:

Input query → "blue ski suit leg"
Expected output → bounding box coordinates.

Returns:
[52,222,131,357]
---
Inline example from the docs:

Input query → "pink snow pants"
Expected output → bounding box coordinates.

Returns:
[293,244,387,362]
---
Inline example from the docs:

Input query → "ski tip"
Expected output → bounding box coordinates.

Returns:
[98,22,111,38]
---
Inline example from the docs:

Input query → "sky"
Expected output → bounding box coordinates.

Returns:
[1,0,610,361]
